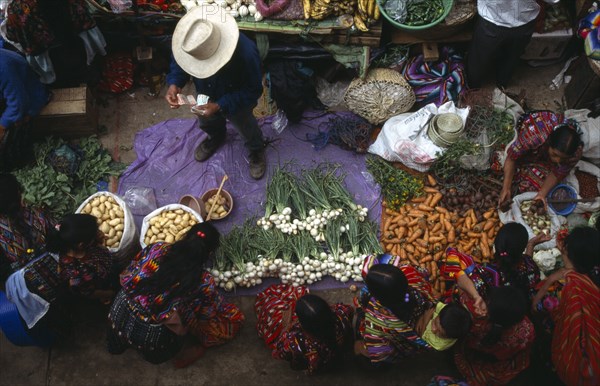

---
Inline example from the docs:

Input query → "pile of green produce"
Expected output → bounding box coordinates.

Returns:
[13,137,126,218]
[366,156,424,211]
[212,163,382,291]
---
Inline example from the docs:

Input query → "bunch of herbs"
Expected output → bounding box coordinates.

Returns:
[366,156,423,211]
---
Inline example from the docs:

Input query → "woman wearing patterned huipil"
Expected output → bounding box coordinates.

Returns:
[441,223,547,304]
[255,285,353,374]
[354,255,437,365]
[107,222,244,367]
[0,173,54,284]
[499,116,583,209]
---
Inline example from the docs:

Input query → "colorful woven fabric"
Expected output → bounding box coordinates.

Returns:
[401,47,466,108]
[551,271,600,386]
[4,0,96,56]
[255,284,309,349]
[120,243,175,322]
[442,248,539,304]
[120,242,244,346]
[441,248,500,302]
[107,289,182,363]
[0,207,51,274]
[354,255,436,364]
[454,315,535,386]
[270,301,353,374]
[58,245,113,297]
[97,53,135,94]
[184,273,244,348]
[23,252,62,303]
[578,10,600,39]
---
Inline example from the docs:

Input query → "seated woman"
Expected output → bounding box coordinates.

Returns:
[46,214,115,302]
[0,49,49,170]
[255,285,353,374]
[1,0,106,85]
[354,254,471,365]
[1,214,108,344]
[0,173,54,284]
[499,117,583,209]
[454,286,535,386]
[546,226,600,386]
[107,222,244,367]
[442,222,547,304]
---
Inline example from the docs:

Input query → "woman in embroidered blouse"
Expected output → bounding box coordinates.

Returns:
[0,173,53,284]
[499,120,583,208]
[442,222,546,304]
[354,254,471,365]
[107,222,244,367]
[532,226,600,386]
[46,214,114,302]
[454,286,536,386]
[255,284,353,374]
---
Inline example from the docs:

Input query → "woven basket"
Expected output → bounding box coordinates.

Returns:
[343,68,415,124]
[404,0,476,39]
[589,57,600,77]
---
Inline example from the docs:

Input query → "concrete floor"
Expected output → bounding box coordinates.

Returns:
[0,59,571,385]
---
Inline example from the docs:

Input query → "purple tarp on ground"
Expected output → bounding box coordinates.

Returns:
[117,111,382,294]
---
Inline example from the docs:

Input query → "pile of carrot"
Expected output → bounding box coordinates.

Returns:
[381,175,502,296]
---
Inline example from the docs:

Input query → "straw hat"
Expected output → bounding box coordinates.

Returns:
[172,5,239,79]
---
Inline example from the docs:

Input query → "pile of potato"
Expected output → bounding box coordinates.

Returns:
[520,200,551,235]
[203,193,230,220]
[80,195,125,249]
[143,209,199,245]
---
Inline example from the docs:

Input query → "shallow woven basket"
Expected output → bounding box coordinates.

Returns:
[343,68,415,124]
[589,57,600,77]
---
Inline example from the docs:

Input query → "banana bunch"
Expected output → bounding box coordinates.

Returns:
[309,0,357,20]
[354,0,379,31]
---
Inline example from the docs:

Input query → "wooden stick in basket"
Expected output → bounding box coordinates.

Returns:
[206,175,229,221]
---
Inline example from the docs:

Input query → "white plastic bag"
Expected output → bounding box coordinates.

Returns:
[76,192,138,267]
[139,204,204,249]
[498,192,566,251]
[368,101,469,172]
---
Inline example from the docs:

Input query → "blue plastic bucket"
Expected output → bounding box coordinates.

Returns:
[548,184,577,216]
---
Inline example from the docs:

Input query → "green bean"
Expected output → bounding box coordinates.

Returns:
[404,0,444,26]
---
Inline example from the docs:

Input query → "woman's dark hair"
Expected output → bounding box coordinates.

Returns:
[547,123,582,156]
[0,173,22,217]
[494,223,530,294]
[565,226,600,287]
[296,294,338,350]
[364,263,417,321]
[131,222,220,306]
[46,214,99,254]
[439,303,472,339]
[482,286,527,347]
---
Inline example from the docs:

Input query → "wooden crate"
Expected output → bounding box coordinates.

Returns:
[33,86,98,138]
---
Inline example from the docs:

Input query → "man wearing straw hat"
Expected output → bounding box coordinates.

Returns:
[165,5,266,179]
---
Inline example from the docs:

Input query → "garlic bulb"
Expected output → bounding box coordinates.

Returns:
[238,4,249,17]
[247,4,256,15]
[254,10,263,21]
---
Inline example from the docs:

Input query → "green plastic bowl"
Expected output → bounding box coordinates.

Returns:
[378,0,454,31]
